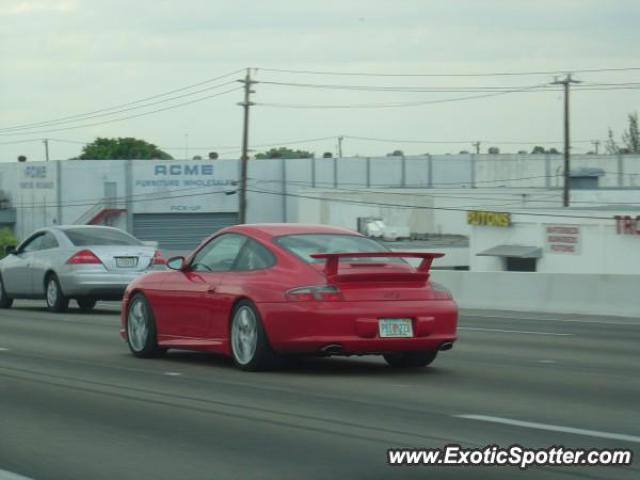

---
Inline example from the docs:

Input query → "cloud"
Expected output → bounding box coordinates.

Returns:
[0,0,76,16]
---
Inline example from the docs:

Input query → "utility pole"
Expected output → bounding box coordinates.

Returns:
[43,139,50,162]
[238,68,256,224]
[551,73,580,207]
[592,140,600,155]
[337,135,344,158]
[472,141,481,155]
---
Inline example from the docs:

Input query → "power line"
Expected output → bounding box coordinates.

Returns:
[248,177,640,206]
[245,187,622,221]
[342,135,594,145]
[0,87,242,136]
[9,182,628,221]
[257,84,549,109]
[0,69,244,133]
[258,80,564,93]
[256,66,640,78]
[0,80,238,133]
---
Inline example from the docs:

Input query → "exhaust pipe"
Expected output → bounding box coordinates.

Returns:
[439,342,454,351]
[320,344,343,354]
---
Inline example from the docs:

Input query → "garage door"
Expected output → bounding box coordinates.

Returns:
[133,212,239,251]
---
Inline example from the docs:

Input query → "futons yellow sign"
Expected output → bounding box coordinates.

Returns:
[466,210,511,227]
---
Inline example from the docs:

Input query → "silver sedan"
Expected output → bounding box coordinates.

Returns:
[0,225,164,313]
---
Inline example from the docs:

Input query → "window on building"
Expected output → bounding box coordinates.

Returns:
[504,257,537,272]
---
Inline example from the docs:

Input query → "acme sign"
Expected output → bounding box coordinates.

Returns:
[614,215,640,236]
[467,210,511,227]
[154,164,214,176]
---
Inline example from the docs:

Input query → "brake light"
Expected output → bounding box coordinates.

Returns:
[66,249,102,265]
[151,250,166,265]
[286,285,344,302]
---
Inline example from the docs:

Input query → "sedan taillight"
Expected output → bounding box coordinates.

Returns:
[151,250,166,265]
[286,285,344,302]
[66,249,102,265]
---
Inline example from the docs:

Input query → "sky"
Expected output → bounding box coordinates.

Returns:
[1,0,639,162]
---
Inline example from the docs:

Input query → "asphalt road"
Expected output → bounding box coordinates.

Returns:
[0,301,638,480]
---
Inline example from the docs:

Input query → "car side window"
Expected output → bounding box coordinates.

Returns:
[20,234,44,253]
[233,239,276,271]
[40,232,59,250]
[191,233,247,272]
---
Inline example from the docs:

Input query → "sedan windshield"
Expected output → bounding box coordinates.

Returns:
[63,228,142,246]
[275,233,403,263]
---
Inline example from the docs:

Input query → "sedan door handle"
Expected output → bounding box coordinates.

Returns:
[207,287,217,293]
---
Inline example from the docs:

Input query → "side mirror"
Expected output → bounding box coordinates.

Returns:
[166,256,186,271]
[5,246,16,256]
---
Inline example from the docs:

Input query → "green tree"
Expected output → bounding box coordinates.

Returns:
[487,146,500,154]
[77,137,173,160]
[621,112,639,153]
[531,146,545,154]
[255,147,314,159]
[0,227,17,260]
[386,150,404,157]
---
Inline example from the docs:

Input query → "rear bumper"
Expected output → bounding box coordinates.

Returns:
[257,300,457,354]
[58,270,147,299]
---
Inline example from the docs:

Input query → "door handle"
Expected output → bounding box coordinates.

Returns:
[207,287,217,294]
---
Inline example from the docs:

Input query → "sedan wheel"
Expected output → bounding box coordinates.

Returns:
[45,275,68,313]
[127,293,162,358]
[230,301,280,371]
[0,275,13,309]
[77,297,97,312]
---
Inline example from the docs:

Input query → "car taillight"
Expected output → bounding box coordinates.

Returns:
[66,249,102,265]
[286,285,344,302]
[151,250,166,265]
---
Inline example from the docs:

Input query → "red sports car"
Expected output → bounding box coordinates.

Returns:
[120,224,457,371]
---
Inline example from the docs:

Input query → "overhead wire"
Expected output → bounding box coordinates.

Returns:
[255,66,640,77]
[0,86,243,136]
[0,69,244,133]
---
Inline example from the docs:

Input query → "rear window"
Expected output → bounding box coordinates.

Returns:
[64,228,142,247]
[275,233,403,263]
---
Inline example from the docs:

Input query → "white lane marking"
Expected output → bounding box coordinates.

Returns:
[0,468,36,480]
[538,359,557,364]
[464,314,639,326]
[458,327,573,336]
[0,347,9,352]
[164,372,182,377]
[456,415,640,444]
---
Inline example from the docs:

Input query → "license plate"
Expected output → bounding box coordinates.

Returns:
[116,257,138,268]
[378,318,413,338]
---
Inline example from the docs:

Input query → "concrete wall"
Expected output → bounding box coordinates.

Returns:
[431,270,640,318]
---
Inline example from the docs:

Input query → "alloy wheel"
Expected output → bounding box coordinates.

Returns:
[128,298,149,352]
[231,306,258,365]
[46,279,58,307]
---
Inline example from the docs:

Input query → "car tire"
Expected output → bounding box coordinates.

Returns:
[45,274,68,313]
[383,350,438,369]
[230,300,280,371]
[0,274,13,309]
[126,293,163,358]
[77,297,97,312]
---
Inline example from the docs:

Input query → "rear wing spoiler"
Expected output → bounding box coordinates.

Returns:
[310,252,445,277]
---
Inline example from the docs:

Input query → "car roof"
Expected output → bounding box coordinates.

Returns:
[226,223,362,238]
[53,225,122,231]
